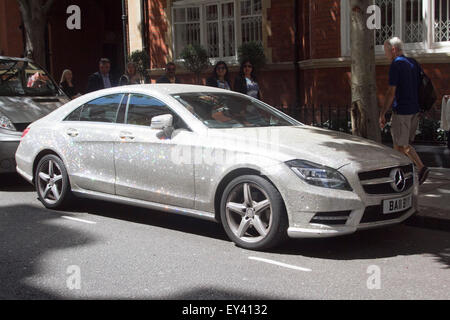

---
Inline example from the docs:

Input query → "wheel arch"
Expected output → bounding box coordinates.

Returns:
[32,149,64,183]
[213,167,282,223]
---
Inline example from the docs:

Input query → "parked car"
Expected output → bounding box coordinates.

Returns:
[0,56,68,174]
[15,84,418,250]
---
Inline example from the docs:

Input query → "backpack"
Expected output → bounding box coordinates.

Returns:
[410,58,437,112]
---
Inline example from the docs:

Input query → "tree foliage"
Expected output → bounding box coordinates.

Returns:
[129,50,150,79]
[238,41,266,70]
[179,44,210,84]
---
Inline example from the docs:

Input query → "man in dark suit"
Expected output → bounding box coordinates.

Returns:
[86,58,117,93]
[156,62,181,84]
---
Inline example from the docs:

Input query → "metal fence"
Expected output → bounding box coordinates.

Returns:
[287,105,448,145]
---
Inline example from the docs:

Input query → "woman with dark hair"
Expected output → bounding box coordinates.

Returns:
[206,61,231,90]
[233,60,261,100]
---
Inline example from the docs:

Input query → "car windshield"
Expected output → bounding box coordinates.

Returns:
[172,92,300,129]
[0,59,59,97]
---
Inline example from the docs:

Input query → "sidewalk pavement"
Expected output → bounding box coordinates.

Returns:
[407,167,450,231]
[415,145,450,168]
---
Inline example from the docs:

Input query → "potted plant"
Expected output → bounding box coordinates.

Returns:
[128,50,150,83]
[238,41,266,70]
[179,44,210,84]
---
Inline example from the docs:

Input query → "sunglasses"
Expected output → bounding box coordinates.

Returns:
[167,68,176,72]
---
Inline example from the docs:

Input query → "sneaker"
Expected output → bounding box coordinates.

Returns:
[419,167,430,185]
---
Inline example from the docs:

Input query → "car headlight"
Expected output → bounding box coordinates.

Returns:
[286,159,352,191]
[0,114,16,131]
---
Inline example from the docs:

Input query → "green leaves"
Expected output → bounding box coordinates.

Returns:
[179,44,210,75]
[128,50,150,78]
[238,41,266,70]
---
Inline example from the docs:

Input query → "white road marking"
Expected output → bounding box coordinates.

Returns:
[249,257,312,272]
[62,216,97,225]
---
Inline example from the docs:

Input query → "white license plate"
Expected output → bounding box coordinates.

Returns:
[383,195,412,214]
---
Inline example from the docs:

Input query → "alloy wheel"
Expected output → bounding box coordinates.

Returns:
[37,159,63,205]
[225,182,273,243]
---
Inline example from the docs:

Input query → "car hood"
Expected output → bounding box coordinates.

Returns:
[207,126,409,169]
[0,96,67,123]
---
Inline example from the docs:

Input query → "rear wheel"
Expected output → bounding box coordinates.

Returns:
[35,155,73,209]
[220,175,288,251]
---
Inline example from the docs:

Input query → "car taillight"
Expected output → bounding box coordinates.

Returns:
[21,127,31,139]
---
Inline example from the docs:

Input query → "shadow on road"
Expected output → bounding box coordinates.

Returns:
[153,287,277,300]
[0,173,34,192]
[71,198,230,243]
[270,225,450,269]
[71,198,450,269]
[0,204,99,299]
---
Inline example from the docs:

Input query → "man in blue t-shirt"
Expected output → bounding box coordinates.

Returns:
[380,37,430,185]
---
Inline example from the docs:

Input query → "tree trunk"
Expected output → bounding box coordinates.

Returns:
[17,0,55,68]
[350,0,381,142]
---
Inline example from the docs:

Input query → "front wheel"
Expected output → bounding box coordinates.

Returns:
[35,154,73,209]
[220,175,288,251]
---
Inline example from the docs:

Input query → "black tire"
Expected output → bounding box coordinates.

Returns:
[35,154,73,210]
[220,175,288,251]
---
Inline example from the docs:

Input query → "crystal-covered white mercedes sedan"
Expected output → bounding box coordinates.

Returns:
[15,84,418,250]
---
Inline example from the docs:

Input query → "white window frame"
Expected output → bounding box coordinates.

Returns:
[172,5,203,59]
[431,0,450,49]
[340,0,450,56]
[172,0,262,64]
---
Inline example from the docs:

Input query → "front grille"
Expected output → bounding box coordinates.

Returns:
[359,164,414,195]
[310,211,351,226]
[13,123,31,132]
[363,178,414,194]
[360,205,411,223]
[358,164,413,181]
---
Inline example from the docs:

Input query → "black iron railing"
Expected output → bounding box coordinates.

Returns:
[282,105,448,145]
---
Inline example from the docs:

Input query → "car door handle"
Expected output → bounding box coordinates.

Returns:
[66,128,79,137]
[119,132,135,140]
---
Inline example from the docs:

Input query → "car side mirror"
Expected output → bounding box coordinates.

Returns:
[151,114,173,130]
[151,114,174,139]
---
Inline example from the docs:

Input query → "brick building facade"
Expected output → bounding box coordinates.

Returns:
[1,0,449,118]
[137,0,450,117]
[0,0,125,92]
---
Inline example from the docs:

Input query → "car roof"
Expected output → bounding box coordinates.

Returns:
[0,56,32,62]
[124,84,234,96]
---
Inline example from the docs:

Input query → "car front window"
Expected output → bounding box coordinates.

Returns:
[172,92,299,129]
[0,59,59,97]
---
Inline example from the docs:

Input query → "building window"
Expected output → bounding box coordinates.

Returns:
[172,0,263,60]
[173,6,201,58]
[434,0,450,43]
[375,0,425,46]
[341,0,450,56]
[241,0,262,44]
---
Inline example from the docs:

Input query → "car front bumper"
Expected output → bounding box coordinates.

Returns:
[287,206,417,239]
[264,161,419,239]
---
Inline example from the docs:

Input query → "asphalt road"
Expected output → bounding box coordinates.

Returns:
[1,174,449,300]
